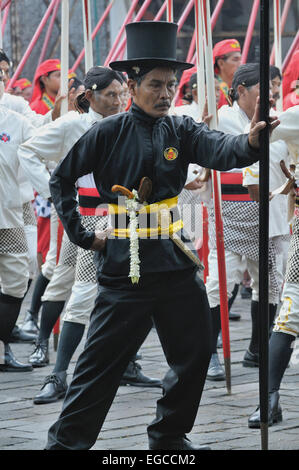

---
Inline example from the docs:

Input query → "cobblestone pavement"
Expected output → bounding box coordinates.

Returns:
[1,284,299,452]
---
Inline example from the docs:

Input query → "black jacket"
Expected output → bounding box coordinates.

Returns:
[50,103,259,276]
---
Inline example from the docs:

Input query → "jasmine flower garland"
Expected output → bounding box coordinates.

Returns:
[126,189,140,284]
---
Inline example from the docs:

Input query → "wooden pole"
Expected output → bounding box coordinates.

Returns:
[60,0,69,117]
[7,0,58,89]
[259,0,270,451]
[201,0,231,395]
[0,1,3,50]
[38,0,61,68]
[273,0,283,111]
[282,29,299,72]
[112,0,153,62]
[82,0,93,72]
[71,0,114,72]
[104,0,139,66]
[1,0,10,38]
[270,0,291,65]
[241,0,260,64]
[167,0,173,22]
[194,0,206,120]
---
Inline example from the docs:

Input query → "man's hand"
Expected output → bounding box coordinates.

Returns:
[184,177,206,190]
[247,184,260,202]
[90,228,113,252]
[248,184,273,202]
[52,79,75,121]
[248,97,280,149]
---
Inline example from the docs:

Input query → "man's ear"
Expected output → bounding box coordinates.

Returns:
[84,89,93,103]
[40,74,47,87]
[237,84,246,98]
[191,88,197,103]
[127,79,137,98]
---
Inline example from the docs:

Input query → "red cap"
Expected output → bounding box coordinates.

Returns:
[176,65,197,106]
[13,78,32,90]
[282,49,299,100]
[31,59,61,103]
[213,39,241,74]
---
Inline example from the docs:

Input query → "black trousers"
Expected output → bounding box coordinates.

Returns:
[46,268,212,450]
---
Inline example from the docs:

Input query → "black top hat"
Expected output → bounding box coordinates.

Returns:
[109,21,193,76]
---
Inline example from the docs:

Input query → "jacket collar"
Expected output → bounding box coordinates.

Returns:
[130,102,161,125]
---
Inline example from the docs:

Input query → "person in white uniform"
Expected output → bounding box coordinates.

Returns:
[205,63,289,380]
[248,104,299,428]
[0,69,52,371]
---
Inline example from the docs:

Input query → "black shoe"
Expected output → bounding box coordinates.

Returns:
[9,325,37,343]
[29,339,49,367]
[243,349,259,367]
[206,353,225,381]
[229,311,241,321]
[120,361,162,388]
[34,371,68,404]
[248,391,283,428]
[0,344,33,372]
[21,311,39,335]
[148,436,211,450]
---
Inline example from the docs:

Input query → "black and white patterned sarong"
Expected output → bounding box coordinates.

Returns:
[285,216,299,284]
[208,200,280,298]
[58,235,78,267]
[22,202,37,226]
[0,227,28,254]
[75,215,108,282]
[178,189,203,242]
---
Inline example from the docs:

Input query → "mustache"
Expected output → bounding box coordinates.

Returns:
[155,101,171,109]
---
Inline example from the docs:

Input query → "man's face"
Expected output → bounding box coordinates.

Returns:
[120,81,130,111]
[41,70,61,96]
[12,86,22,97]
[238,82,260,120]
[218,52,242,83]
[214,78,221,105]
[87,79,123,117]
[271,75,281,103]
[0,60,10,85]
[22,86,33,102]
[128,67,177,118]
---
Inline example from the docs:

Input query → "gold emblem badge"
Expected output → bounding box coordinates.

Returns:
[164,147,178,161]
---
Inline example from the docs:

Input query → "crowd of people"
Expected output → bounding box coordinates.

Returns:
[0,19,299,450]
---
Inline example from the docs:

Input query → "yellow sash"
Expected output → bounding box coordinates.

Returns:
[108,196,183,238]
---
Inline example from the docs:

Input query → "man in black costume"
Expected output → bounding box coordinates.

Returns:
[45,21,276,450]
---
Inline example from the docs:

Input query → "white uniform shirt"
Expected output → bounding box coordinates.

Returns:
[271,105,299,170]
[1,92,54,205]
[174,100,201,122]
[218,101,290,237]
[18,107,103,196]
[1,92,52,127]
[242,120,290,238]
[0,108,49,229]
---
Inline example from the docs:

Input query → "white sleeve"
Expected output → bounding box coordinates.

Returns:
[271,106,299,144]
[242,162,260,186]
[185,164,202,185]
[20,97,53,127]
[18,119,68,199]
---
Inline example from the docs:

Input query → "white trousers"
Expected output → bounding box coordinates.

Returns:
[206,248,279,308]
[273,282,299,337]
[63,281,97,325]
[24,224,38,279]
[41,263,75,302]
[0,252,29,298]
[41,205,59,280]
